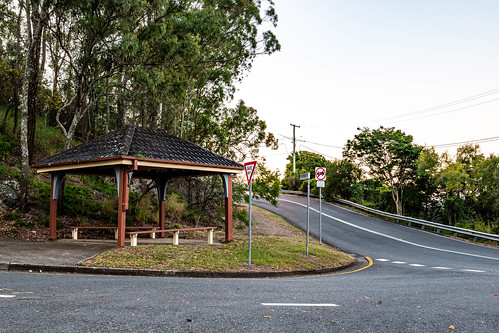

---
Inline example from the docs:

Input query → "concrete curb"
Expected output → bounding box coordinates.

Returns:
[0,257,366,279]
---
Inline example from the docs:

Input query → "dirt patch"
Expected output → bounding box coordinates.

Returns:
[247,206,302,238]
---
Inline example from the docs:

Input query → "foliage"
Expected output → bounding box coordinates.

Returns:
[344,126,422,215]
[281,151,328,191]
[164,192,187,224]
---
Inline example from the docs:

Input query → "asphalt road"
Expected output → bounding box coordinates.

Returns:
[1,194,498,332]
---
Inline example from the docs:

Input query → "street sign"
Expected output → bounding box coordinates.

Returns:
[300,172,310,180]
[315,167,326,181]
[244,161,257,186]
[317,180,325,187]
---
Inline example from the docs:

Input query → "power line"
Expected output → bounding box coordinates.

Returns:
[427,135,499,148]
[299,145,337,160]
[343,87,499,126]
[278,134,343,149]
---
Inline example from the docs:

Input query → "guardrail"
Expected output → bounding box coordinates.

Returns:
[281,190,499,245]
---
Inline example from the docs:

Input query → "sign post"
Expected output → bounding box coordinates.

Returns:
[244,161,257,267]
[315,167,326,245]
[300,172,310,255]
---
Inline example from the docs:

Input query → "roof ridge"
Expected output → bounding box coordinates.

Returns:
[120,124,136,155]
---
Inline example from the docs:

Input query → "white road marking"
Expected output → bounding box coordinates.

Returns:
[462,269,486,273]
[432,267,452,270]
[409,264,426,267]
[0,295,15,298]
[280,198,499,262]
[375,258,390,262]
[392,261,407,264]
[262,303,339,307]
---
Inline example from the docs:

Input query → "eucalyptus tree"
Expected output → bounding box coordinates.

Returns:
[19,0,50,211]
[344,126,422,216]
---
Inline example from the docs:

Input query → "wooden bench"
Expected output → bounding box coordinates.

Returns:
[69,226,159,240]
[126,227,217,247]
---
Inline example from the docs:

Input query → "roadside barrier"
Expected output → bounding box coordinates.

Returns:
[281,190,499,245]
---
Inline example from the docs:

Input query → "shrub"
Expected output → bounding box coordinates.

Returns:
[164,192,186,224]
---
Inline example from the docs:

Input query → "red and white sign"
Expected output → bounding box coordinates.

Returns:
[315,167,326,181]
[244,161,257,186]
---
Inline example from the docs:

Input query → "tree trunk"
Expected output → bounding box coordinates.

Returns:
[13,5,22,135]
[105,77,110,134]
[27,2,47,164]
[20,0,49,211]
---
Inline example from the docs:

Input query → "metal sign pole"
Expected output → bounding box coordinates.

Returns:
[306,176,310,256]
[248,181,252,267]
[319,186,322,245]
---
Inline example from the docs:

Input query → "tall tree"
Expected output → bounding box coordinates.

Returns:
[344,126,422,215]
[20,0,50,211]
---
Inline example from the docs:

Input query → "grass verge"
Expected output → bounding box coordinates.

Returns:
[81,207,355,272]
[81,236,354,272]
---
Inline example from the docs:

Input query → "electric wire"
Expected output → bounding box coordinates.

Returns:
[427,136,499,148]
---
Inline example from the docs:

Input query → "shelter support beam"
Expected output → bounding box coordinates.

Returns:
[221,174,234,243]
[116,167,129,247]
[49,172,64,240]
[156,177,168,238]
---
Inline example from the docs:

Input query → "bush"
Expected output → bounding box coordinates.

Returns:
[164,192,186,224]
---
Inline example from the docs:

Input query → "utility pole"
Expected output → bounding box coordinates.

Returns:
[290,123,300,174]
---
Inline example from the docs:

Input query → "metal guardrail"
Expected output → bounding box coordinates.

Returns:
[281,190,499,245]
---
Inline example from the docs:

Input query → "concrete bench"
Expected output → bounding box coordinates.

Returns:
[69,226,159,240]
[126,227,217,247]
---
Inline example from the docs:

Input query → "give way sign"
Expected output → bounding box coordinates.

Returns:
[244,161,257,186]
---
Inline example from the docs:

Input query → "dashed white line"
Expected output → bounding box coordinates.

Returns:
[0,295,15,298]
[392,261,407,264]
[432,267,452,270]
[409,264,426,267]
[462,269,486,273]
[375,258,390,262]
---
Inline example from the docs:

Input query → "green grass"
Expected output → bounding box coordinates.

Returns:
[82,235,354,272]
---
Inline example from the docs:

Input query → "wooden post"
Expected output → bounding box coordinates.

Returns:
[224,175,233,243]
[49,174,58,240]
[117,167,128,247]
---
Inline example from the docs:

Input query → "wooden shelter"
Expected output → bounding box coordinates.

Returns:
[32,125,243,247]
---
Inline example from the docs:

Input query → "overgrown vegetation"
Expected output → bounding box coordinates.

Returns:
[0,0,282,235]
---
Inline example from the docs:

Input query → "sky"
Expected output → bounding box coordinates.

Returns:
[232,0,499,175]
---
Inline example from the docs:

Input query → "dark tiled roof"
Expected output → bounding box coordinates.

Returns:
[34,125,243,169]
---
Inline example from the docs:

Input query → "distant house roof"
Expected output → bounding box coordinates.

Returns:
[32,125,243,176]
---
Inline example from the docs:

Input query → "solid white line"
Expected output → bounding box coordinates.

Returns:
[262,303,339,307]
[280,198,499,262]
[0,295,15,298]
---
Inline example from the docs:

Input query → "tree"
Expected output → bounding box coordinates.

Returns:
[281,151,327,189]
[475,154,499,226]
[323,159,362,201]
[437,144,484,226]
[20,0,50,211]
[344,126,422,215]
[415,147,440,220]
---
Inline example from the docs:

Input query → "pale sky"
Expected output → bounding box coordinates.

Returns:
[233,0,499,174]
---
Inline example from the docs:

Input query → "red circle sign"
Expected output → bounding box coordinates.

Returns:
[315,167,326,181]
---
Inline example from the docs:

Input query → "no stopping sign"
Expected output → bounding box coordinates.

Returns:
[315,167,326,181]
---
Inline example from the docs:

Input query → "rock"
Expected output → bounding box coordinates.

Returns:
[0,178,20,210]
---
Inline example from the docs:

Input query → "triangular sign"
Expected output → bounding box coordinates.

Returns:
[244,161,257,186]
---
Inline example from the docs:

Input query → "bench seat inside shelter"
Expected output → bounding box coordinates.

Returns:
[32,125,243,247]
